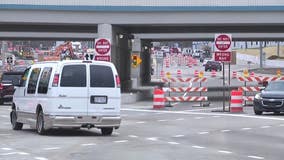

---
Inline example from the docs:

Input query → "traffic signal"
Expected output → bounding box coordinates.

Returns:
[132,55,138,67]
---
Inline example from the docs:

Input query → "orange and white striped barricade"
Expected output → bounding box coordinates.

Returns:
[211,70,217,77]
[153,88,165,109]
[238,86,262,102]
[237,77,264,105]
[161,77,208,107]
[230,90,243,113]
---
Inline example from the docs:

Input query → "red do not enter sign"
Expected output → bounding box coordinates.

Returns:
[215,34,232,51]
[95,38,111,55]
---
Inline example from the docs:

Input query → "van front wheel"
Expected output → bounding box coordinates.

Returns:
[101,128,113,136]
[10,110,23,130]
[36,110,46,135]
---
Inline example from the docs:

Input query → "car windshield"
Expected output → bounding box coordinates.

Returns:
[265,81,284,91]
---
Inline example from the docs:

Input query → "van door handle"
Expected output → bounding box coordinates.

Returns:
[59,94,67,97]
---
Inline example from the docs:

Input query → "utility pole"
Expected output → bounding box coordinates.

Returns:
[277,41,280,57]
[259,41,263,69]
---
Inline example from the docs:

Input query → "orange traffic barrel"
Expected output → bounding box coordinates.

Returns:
[230,90,243,113]
[211,70,217,77]
[153,88,165,109]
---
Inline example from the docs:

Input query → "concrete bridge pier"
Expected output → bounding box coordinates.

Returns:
[98,24,132,92]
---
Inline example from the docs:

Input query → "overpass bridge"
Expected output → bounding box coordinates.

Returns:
[0,0,284,92]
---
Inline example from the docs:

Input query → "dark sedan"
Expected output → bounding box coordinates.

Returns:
[253,80,284,115]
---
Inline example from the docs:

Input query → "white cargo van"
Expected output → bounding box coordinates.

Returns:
[11,60,121,135]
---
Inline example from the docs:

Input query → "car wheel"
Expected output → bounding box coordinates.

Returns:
[36,110,46,135]
[254,108,263,115]
[10,110,23,130]
[101,127,113,136]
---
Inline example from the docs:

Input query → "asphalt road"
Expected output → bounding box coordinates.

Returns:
[1,102,284,160]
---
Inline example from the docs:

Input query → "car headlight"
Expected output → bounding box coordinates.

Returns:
[254,93,262,100]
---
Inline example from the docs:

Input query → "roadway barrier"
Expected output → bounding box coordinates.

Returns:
[230,90,243,113]
[153,87,165,109]
[194,70,199,77]
[161,77,208,107]
[232,71,237,79]
[177,69,181,78]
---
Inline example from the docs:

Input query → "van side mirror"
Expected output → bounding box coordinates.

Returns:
[259,86,265,91]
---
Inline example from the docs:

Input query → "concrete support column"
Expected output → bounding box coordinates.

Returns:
[141,40,152,85]
[277,41,280,57]
[259,41,263,68]
[97,23,115,62]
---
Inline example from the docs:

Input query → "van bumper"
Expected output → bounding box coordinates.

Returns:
[44,115,121,129]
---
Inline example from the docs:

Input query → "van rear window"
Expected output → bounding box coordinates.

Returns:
[90,65,114,87]
[60,65,86,87]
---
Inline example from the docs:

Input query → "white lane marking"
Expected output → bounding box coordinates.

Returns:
[114,140,128,143]
[18,152,30,155]
[128,135,138,138]
[113,132,120,135]
[122,108,284,121]
[192,146,205,149]
[198,132,209,135]
[136,121,146,124]
[279,124,284,127]
[1,148,12,151]
[212,116,221,118]
[218,150,232,154]
[0,152,30,156]
[221,130,231,132]
[248,155,264,159]
[43,147,61,150]
[184,107,220,112]
[2,122,10,125]
[175,118,185,121]
[167,142,180,145]
[155,113,165,115]
[194,117,204,119]
[158,119,168,122]
[146,137,158,141]
[81,143,96,146]
[0,115,8,118]
[35,157,49,160]
[241,128,252,130]
[260,126,271,129]
[172,135,185,138]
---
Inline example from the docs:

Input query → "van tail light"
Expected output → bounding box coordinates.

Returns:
[115,75,120,88]
[52,74,59,87]
[0,83,3,90]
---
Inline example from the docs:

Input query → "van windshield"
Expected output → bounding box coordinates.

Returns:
[90,65,114,88]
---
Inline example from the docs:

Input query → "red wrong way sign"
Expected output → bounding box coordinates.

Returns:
[95,38,111,55]
[215,34,232,51]
[214,52,231,62]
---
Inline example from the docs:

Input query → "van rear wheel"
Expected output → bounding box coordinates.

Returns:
[101,128,113,136]
[36,110,47,135]
[10,110,23,130]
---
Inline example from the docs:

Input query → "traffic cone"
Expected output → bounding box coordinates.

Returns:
[194,70,199,77]
[232,71,237,79]
[177,70,181,78]
[153,88,165,109]
[160,70,164,78]
[211,70,216,77]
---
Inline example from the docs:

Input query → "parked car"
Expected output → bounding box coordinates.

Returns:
[11,60,121,135]
[0,71,25,105]
[253,80,284,115]
[204,61,222,71]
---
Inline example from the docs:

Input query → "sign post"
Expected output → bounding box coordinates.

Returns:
[214,34,232,112]
[94,38,111,62]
